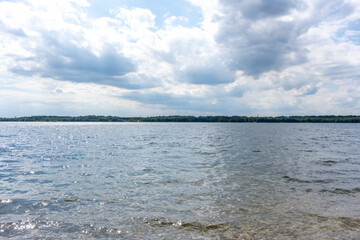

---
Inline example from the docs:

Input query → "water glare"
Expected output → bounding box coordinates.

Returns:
[0,122,359,239]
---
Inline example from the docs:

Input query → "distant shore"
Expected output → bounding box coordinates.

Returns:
[1,115,360,123]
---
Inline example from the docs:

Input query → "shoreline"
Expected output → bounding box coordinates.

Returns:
[1,115,360,123]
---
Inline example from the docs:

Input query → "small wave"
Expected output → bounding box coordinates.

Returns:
[195,151,215,156]
[134,181,152,185]
[301,149,316,152]
[62,197,79,203]
[282,176,333,184]
[0,199,50,215]
[2,159,20,163]
[122,145,143,150]
[0,218,59,233]
[158,179,182,185]
[167,142,182,147]
[188,179,204,186]
[316,160,338,166]
[142,168,154,172]
[79,225,123,238]
[320,188,360,195]
[210,160,221,168]
[0,147,10,153]
[180,222,230,231]
[23,170,46,175]
[334,138,346,142]
[106,152,119,156]
[4,177,17,183]
[0,199,12,204]
[308,214,360,231]
[143,217,174,227]
[143,217,229,232]
[0,135,17,138]
[24,178,40,184]
[218,148,230,154]
[0,219,36,231]
[338,217,360,231]
[54,183,71,188]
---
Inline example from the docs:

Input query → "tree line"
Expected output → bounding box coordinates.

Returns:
[1,115,360,122]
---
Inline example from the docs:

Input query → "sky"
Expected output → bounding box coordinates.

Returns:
[0,0,360,117]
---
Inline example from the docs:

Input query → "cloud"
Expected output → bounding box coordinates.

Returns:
[0,20,27,37]
[214,0,313,77]
[10,35,137,87]
[211,0,360,78]
[164,16,188,27]
[181,62,234,85]
[116,7,156,30]
[0,1,166,89]
[226,0,301,20]
[322,63,360,81]
[121,90,228,113]
[154,23,235,85]
[1,0,360,116]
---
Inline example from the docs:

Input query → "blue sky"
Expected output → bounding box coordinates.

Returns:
[0,0,360,117]
[87,0,202,27]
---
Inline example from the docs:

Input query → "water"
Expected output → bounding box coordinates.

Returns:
[0,122,359,239]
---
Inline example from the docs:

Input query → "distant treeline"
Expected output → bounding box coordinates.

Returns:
[1,115,360,123]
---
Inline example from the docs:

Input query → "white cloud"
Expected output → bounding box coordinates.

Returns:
[0,0,360,116]
[164,16,188,27]
[116,8,156,30]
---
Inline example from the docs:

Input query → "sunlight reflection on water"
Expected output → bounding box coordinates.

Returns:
[0,122,360,239]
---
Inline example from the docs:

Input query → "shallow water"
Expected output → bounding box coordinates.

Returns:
[0,122,359,239]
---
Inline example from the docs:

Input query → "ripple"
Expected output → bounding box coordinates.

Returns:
[320,188,360,196]
[143,217,230,232]
[0,218,60,234]
[252,150,262,153]
[187,179,204,186]
[79,225,123,238]
[62,197,79,203]
[0,147,10,153]
[180,221,230,231]
[338,217,360,231]
[282,176,333,184]
[158,179,182,185]
[0,134,17,138]
[194,151,215,155]
[1,122,360,239]
[142,168,154,172]
[308,214,360,232]
[316,160,338,166]
[301,149,316,152]
[0,199,50,215]
[1,160,20,163]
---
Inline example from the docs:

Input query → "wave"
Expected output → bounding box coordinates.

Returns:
[308,214,360,232]
[282,176,333,184]
[320,188,360,195]
[142,217,230,232]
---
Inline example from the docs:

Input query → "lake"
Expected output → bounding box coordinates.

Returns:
[0,122,359,239]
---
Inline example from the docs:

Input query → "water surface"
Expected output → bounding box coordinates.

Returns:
[0,123,359,239]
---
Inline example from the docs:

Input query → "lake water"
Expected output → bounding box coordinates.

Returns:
[0,122,359,239]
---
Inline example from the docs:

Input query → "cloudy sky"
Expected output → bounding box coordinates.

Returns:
[1,0,360,117]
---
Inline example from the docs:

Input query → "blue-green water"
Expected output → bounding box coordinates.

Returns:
[0,122,359,239]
